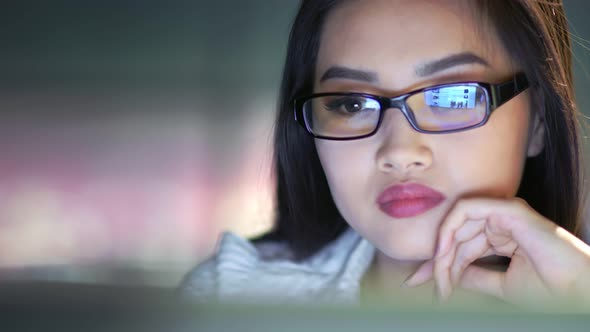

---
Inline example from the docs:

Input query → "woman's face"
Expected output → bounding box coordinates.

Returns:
[314,0,544,260]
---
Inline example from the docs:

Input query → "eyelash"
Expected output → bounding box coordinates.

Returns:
[323,97,378,115]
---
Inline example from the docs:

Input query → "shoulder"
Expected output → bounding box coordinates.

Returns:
[177,232,298,302]
[178,228,375,304]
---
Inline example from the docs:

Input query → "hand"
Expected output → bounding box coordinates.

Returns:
[404,197,590,310]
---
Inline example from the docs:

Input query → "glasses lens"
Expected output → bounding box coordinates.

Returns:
[406,84,487,131]
[303,95,381,138]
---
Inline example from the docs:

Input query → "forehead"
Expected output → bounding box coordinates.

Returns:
[316,0,513,90]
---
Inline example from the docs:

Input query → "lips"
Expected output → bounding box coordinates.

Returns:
[377,183,445,219]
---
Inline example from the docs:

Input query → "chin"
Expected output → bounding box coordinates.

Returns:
[376,242,435,261]
[373,226,438,261]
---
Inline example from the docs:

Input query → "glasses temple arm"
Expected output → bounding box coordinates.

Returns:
[490,73,529,110]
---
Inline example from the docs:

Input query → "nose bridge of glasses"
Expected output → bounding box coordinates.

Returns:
[378,94,419,130]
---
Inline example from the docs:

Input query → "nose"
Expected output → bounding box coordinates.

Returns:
[376,110,433,174]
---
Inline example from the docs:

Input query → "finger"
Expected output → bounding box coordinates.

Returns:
[434,239,457,301]
[458,255,551,304]
[450,232,491,286]
[454,219,486,242]
[436,200,493,258]
[484,221,519,257]
[458,265,505,300]
[436,198,529,259]
[438,197,561,260]
[402,260,433,288]
[434,219,486,301]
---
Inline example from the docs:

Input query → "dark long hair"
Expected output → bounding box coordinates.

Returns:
[260,0,584,261]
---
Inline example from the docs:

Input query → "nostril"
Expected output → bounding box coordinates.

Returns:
[377,144,433,174]
[382,161,425,172]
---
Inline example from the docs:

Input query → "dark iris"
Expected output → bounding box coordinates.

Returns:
[325,97,365,113]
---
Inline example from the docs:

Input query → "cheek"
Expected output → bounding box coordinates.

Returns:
[315,140,374,216]
[445,100,531,197]
[444,143,525,198]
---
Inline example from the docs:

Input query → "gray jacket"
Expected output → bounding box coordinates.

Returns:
[179,228,375,305]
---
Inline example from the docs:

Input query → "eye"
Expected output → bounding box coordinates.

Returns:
[324,96,379,114]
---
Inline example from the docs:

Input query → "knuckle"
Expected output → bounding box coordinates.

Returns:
[454,198,469,210]
[512,197,530,209]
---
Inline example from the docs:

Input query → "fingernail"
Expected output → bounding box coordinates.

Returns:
[401,274,415,288]
[401,261,434,288]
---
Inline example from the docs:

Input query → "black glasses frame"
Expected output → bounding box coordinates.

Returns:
[293,72,529,140]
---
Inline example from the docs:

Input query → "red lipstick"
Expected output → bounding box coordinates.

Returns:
[377,183,445,219]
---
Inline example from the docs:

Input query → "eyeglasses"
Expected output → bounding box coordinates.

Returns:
[293,73,529,140]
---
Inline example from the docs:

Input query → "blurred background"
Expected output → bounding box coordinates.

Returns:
[0,1,588,289]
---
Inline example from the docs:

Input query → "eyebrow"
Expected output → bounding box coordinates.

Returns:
[319,52,490,84]
[415,52,490,77]
[319,66,378,83]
